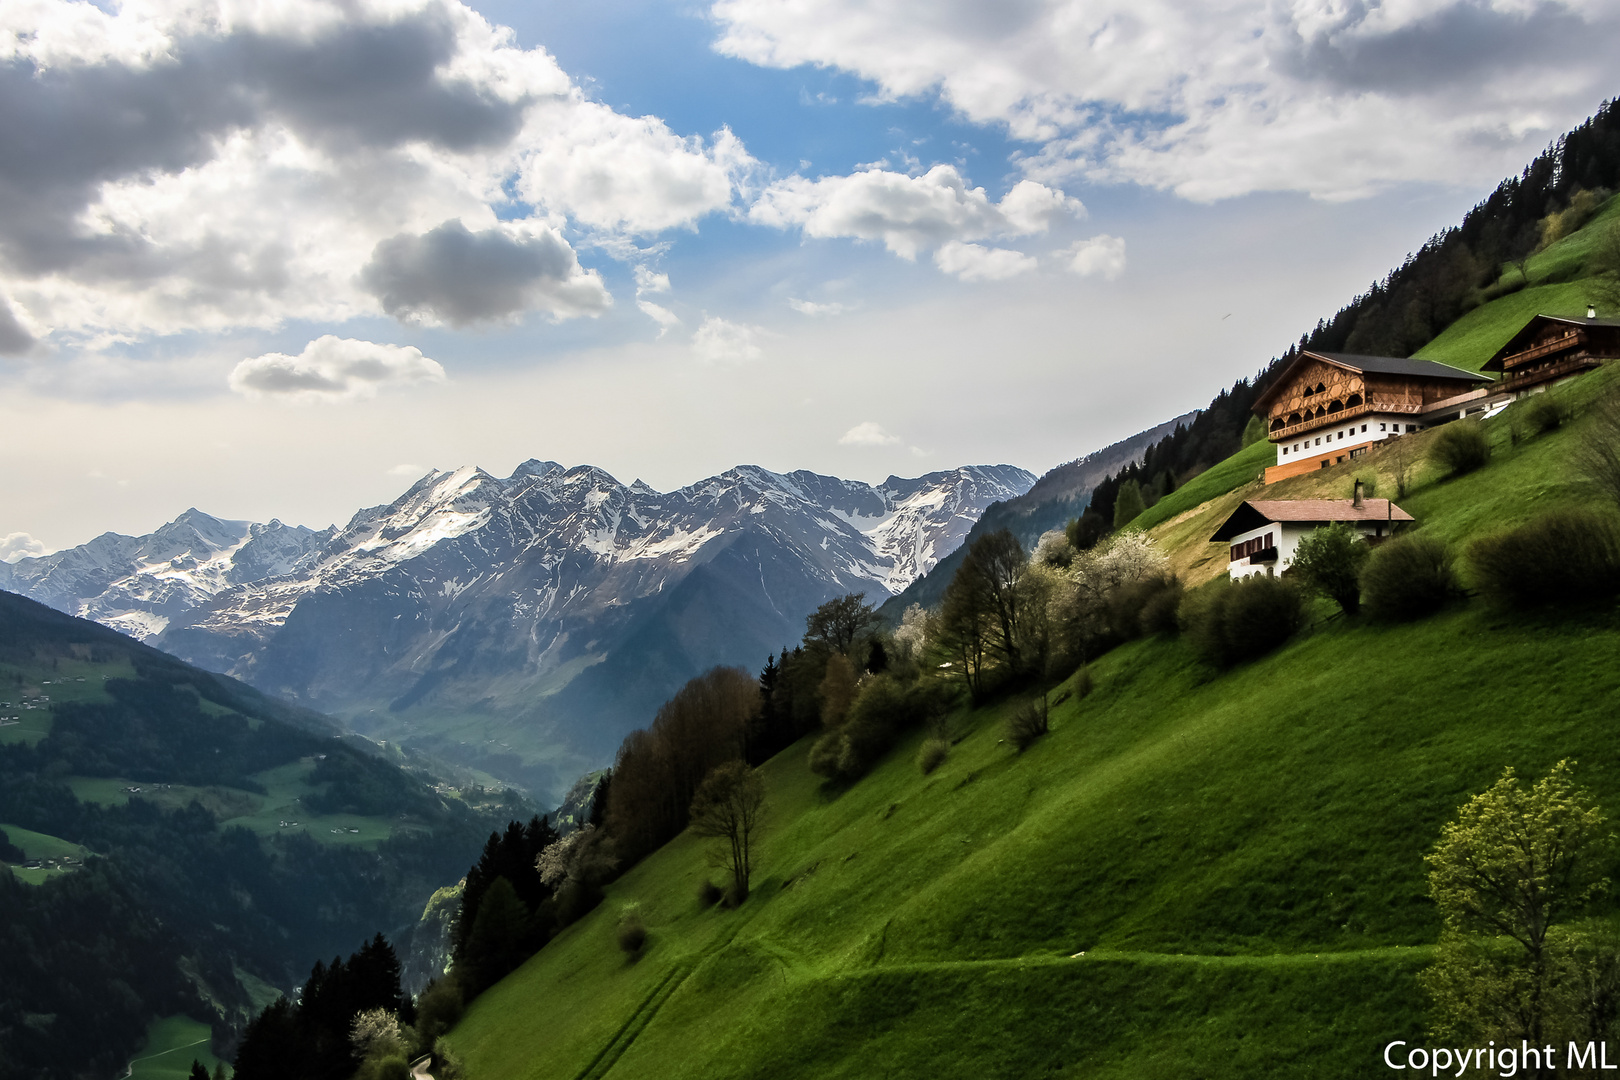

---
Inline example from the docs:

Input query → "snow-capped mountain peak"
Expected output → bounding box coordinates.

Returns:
[5,459,1034,798]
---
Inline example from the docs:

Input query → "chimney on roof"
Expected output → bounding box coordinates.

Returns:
[1353,479,1365,508]
[1590,303,1598,320]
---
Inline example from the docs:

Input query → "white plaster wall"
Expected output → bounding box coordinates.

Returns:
[1274,414,1422,466]
[1228,522,1285,580]
[1228,520,1398,578]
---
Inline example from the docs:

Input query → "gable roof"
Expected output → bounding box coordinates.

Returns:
[1253,350,1489,413]
[1483,313,1620,371]
[1209,498,1415,542]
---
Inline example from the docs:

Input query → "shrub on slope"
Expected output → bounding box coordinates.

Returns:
[1361,535,1460,621]
[1182,576,1305,669]
[1469,508,1620,608]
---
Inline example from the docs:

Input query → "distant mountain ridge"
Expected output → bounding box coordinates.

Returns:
[2,461,1033,799]
[878,413,1196,621]
[0,589,499,1080]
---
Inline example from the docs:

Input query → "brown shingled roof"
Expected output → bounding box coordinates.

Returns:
[1209,499,1414,541]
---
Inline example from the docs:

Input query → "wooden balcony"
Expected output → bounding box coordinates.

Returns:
[1501,330,1585,370]
[1500,353,1602,392]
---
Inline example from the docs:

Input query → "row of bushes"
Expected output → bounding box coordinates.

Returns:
[1185,506,1620,670]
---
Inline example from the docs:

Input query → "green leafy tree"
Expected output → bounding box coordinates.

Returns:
[1241,414,1267,447]
[818,653,857,729]
[1112,479,1146,529]
[1290,522,1369,615]
[189,1062,211,1080]
[459,877,532,995]
[689,761,766,904]
[1430,421,1491,477]
[1065,510,1108,552]
[1422,761,1617,1052]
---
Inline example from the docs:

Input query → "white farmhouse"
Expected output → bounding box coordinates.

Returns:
[1209,489,1414,580]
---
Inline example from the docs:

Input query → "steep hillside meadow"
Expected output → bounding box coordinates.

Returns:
[441,200,1620,1079]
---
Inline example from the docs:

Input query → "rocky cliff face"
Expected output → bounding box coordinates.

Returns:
[5,461,1032,798]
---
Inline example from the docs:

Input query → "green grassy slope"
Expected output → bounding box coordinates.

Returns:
[126,1015,227,1080]
[446,356,1620,1077]
[449,588,1620,1079]
[1,822,90,885]
[446,208,1620,1079]
[1414,193,1620,372]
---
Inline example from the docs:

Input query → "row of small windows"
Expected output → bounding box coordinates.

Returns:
[1280,422,1419,456]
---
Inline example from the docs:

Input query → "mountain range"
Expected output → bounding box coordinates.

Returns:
[2,461,1034,799]
[878,412,1196,619]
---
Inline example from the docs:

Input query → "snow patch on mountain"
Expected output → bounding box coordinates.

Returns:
[3,459,1034,799]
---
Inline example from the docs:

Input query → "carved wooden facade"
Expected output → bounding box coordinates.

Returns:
[1256,351,1486,442]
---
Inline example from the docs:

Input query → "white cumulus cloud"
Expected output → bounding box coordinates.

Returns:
[934,241,1037,282]
[1063,235,1127,280]
[692,316,767,363]
[712,0,1620,202]
[634,267,672,294]
[0,0,758,345]
[0,532,48,563]
[839,421,903,446]
[229,336,447,402]
[749,165,1081,260]
[789,298,846,315]
[638,300,683,336]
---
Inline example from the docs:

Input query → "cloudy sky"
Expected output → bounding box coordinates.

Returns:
[2,0,1617,555]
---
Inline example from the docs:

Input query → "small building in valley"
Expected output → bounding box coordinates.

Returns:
[1253,351,1490,483]
[1210,492,1414,579]
[1481,308,1620,396]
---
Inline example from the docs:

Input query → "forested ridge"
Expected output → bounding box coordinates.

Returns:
[0,591,510,1080]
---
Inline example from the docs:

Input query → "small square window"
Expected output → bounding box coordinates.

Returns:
[1361,424,1367,433]
[1379,423,1386,431]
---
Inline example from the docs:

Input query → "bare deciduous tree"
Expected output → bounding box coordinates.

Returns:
[1577,386,1620,512]
[605,666,758,862]
[689,761,765,904]
[1383,434,1416,499]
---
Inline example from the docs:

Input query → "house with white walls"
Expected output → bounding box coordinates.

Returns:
[1209,487,1414,579]
[1252,351,1489,483]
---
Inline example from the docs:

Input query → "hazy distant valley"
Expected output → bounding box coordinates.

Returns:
[2,461,1035,799]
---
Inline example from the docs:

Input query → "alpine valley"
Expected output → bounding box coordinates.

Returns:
[1,461,1047,800]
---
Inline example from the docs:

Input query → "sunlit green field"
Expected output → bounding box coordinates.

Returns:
[447,217,1620,1077]
[126,1015,228,1080]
